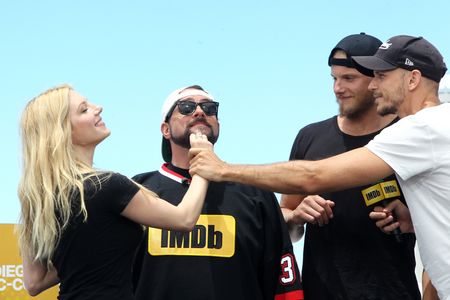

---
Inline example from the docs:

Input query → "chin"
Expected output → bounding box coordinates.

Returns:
[99,131,111,143]
[190,126,211,135]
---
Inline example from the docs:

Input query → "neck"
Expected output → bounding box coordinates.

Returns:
[398,89,440,118]
[413,94,440,114]
[337,106,396,136]
[73,145,95,167]
[170,144,190,169]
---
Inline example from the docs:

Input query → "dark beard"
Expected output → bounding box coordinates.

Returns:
[378,105,398,116]
[170,117,219,148]
[339,94,375,120]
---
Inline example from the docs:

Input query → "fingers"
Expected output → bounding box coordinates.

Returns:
[369,208,398,234]
[369,206,389,221]
[293,195,334,226]
[380,221,400,234]
[323,200,335,219]
[189,132,212,150]
[189,131,207,144]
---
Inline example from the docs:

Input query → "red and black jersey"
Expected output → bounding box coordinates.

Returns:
[132,163,303,300]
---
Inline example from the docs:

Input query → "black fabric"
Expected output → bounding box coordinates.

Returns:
[289,116,420,300]
[53,173,142,300]
[352,35,447,83]
[327,33,382,77]
[132,164,303,300]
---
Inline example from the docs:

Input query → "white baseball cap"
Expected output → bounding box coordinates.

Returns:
[161,85,215,162]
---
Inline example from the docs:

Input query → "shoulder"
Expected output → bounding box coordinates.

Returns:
[83,172,140,212]
[294,116,337,140]
[412,103,450,126]
[99,172,137,191]
[132,171,159,184]
[219,181,277,201]
[301,116,337,132]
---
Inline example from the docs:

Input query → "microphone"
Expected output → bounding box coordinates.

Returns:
[361,180,403,242]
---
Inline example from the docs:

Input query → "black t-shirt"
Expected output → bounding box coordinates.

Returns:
[52,172,142,300]
[132,163,304,300]
[290,116,420,300]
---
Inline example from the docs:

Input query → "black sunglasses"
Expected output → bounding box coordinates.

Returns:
[166,100,219,120]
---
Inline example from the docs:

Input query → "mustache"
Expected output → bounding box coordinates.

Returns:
[187,117,212,129]
[373,92,382,98]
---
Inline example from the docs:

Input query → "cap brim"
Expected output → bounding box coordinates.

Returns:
[352,55,397,72]
[161,137,171,162]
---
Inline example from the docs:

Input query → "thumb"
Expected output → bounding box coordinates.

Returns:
[382,199,401,213]
[326,200,335,207]
[188,148,201,161]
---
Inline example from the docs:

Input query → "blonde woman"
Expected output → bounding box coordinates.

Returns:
[17,85,210,300]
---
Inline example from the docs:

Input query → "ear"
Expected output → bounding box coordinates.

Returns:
[408,69,422,90]
[161,122,171,139]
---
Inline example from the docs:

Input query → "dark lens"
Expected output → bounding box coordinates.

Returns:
[177,101,197,115]
[200,102,218,116]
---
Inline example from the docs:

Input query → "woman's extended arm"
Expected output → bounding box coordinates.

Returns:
[121,132,210,231]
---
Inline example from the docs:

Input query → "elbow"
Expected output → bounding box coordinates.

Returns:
[284,178,318,195]
[281,161,322,194]
[178,219,197,232]
[300,181,321,195]
[21,259,59,296]
[298,163,326,194]
[175,214,200,231]
[24,281,43,297]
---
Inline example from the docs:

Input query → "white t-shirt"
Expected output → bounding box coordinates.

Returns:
[366,103,450,300]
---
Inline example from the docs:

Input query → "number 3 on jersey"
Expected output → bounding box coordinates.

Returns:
[279,254,296,284]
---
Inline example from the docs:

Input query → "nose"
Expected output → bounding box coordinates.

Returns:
[94,104,103,115]
[368,78,377,91]
[192,103,206,117]
[333,79,345,95]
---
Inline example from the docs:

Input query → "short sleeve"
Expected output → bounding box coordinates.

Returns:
[366,115,434,180]
[95,173,140,214]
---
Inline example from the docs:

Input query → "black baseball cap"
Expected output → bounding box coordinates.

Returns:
[328,32,382,77]
[353,35,447,83]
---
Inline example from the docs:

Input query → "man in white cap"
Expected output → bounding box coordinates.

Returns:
[132,85,304,300]
[190,36,450,299]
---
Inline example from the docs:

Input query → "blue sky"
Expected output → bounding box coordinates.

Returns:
[2,0,449,262]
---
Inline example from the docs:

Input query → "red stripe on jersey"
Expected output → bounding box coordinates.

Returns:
[159,163,191,184]
[275,290,304,300]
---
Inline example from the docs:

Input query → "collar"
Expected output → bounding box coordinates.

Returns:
[158,163,191,185]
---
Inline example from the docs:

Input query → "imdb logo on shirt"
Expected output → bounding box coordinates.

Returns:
[148,215,235,257]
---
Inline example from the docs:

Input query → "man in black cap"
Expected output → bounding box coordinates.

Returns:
[280,33,420,300]
[189,35,449,299]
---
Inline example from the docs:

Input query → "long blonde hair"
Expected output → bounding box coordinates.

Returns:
[17,84,95,263]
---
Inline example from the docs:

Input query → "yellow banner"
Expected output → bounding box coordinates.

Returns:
[0,224,58,300]
[148,215,236,257]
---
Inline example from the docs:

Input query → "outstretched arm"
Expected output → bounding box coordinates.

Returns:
[190,147,393,195]
[122,132,210,231]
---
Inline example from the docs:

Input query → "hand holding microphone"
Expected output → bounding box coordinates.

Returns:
[370,201,415,235]
[361,180,404,242]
